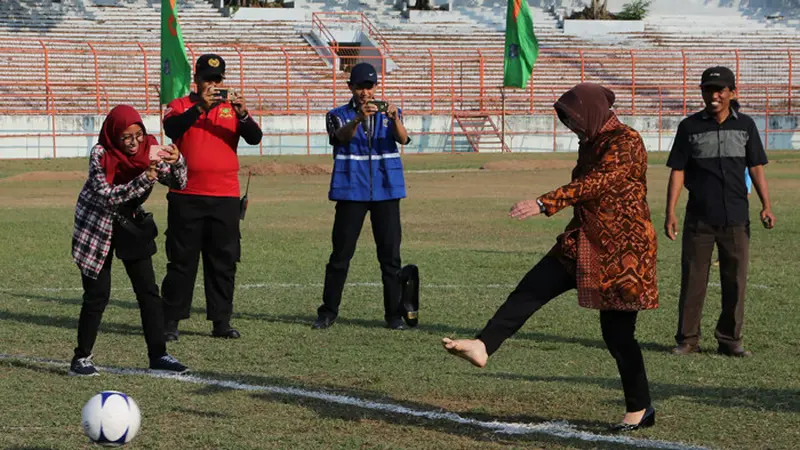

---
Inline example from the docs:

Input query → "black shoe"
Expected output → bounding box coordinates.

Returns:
[312,316,335,330]
[610,407,655,432]
[164,320,179,342]
[149,354,190,375]
[717,345,753,357]
[212,321,241,339]
[68,354,99,377]
[387,317,406,330]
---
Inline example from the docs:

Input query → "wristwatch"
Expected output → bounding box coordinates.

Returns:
[536,198,545,213]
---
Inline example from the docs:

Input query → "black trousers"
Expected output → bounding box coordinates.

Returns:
[318,200,402,322]
[75,250,166,360]
[676,217,750,348]
[161,193,241,323]
[477,256,652,412]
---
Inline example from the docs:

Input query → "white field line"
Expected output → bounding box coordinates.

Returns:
[0,281,770,294]
[0,354,707,450]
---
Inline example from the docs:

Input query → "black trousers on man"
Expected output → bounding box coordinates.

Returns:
[318,200,403,323]
[161,193,241,324]
[676,217,750,349]
[477,256,652,412]
[75,248,166,361]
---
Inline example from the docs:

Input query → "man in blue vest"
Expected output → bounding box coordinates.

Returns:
[313,62,411,330]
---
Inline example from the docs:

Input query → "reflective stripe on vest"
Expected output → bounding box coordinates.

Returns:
[335,153,401,161]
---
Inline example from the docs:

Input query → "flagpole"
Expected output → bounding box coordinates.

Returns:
[501,87,506,152]
[157,86,165,144]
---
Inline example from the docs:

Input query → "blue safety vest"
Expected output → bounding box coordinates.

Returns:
[326,101,407,202]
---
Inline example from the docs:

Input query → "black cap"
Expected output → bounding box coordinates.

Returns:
[701,66,736,89]
[195,54,226,81]
[349,62,378,86]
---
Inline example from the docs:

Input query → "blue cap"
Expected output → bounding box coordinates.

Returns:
[349,63,378,86]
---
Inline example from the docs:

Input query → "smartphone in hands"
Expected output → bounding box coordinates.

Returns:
[368,100,388,113]
[213,88,229,102]
[148,145,171,162]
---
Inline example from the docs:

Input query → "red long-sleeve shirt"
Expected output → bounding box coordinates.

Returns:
[164,96,260,197]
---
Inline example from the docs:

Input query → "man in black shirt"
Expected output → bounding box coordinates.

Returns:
[665,66,775,357]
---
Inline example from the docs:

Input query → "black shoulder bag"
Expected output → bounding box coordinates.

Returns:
[399,264,420,327]
[114,205,158,260]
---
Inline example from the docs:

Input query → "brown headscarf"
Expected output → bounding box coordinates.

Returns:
[553,83,616,144]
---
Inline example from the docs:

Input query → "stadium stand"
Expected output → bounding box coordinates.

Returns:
[2,0,798,114]
[1,0,798,154]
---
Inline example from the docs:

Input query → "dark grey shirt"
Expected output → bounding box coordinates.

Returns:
[667,109,768,226]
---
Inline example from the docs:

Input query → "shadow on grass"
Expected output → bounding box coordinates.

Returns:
[10,292,673,354]
[190,369,657,450]
[0,308,208,338]
[6,447,56,450]
[171,406,231,419]
[3,359,67,377]
[0,309,143,337]
[477,373,800,414]
[5,291,208,317]
[240,312,674,354]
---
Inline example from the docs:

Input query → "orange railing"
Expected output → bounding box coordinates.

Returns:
[311,12,391,56]
[1,38,799,156]
[0,39,796,116]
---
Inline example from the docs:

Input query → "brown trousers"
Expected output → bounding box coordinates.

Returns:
[676,217,750,348]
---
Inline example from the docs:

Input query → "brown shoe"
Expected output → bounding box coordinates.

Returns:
[671,344,700,355]
[717,345,752,357]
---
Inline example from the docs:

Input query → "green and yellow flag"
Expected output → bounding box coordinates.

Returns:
[503,0,539,89]
[160,0,191,104]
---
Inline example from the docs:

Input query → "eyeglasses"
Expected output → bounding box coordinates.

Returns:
[120,131,144,144]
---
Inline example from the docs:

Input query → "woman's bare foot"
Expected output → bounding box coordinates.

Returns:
[441,338,488,368]
[622,408,646,425]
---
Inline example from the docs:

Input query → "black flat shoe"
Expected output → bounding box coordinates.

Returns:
[211,321,241,339]
[387,317,406,330]
[610,407,655,432]
[312,316,335,330]
[212,327,241,339]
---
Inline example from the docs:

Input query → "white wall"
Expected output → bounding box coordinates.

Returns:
[1,113,798,157]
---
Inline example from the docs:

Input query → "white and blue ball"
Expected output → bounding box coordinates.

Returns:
[81,391,141,446]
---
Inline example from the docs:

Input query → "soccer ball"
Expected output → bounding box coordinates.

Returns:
[81,391,141,446]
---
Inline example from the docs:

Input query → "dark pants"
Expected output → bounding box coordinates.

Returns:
[600,310,651,412]
[318,200,402,323]
[676,218,750,348]
[75,251,166,360]
[161,193,241,323]
[477,256,652,412]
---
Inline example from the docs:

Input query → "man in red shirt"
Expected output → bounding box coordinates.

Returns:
[161,54,262,341]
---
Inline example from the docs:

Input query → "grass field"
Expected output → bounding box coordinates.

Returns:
[1,152,799,450]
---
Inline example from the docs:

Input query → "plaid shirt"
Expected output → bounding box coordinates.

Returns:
[72,144,188,279]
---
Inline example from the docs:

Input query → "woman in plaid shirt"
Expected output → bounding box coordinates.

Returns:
[69,105,190,376]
